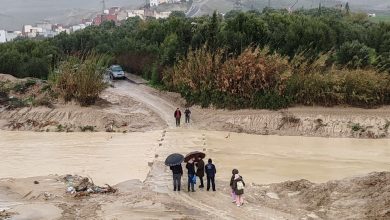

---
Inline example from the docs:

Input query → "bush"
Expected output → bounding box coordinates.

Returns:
[218,48,290,99]
[252,91,290,110]
[336,41,376,69]
[286,72,345,106]
[51,53,109,106]
[12,80,36,94]
[343,70,389,107]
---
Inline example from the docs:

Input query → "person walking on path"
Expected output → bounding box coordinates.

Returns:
[174,108,182,127]
[184,108,191,124]
[230,169,239,202]
[205,158,216,191]
[196,157,205,188]
[170,164,183,191]
[186,158,196,192]
[232,174,245,207]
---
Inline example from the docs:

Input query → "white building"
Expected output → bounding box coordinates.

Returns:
[155,11,171,19]
[0,30,6,43]
[150,0,159,7]
[117,11,128,21]
[71,24,87,33]
[23,25,44,38]
[36,22,52,32]
[5,31,20,42]
[127,10,145,19]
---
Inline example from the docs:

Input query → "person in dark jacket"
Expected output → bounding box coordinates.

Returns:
[232,174,245,207]
[205,158,216,191]
[195,157,205,188]
[230,169,239,202]
[184,108,191,124]
[186,158,196,192]
[174,108,182,127]
[170,164,183,191]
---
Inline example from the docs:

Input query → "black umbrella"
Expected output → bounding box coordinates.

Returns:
[165,153,184,166]
[184,151,206,163]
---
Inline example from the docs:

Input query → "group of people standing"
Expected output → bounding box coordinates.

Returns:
[170,157,216,192]
[174,108,191,127]
[170,159,246,207]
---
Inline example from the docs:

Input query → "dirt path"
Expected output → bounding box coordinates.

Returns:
[110,80,177,128]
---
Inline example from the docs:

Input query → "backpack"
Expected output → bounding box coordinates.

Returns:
[237,180,244,191]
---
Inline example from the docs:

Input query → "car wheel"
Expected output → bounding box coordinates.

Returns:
[110,74,114,80]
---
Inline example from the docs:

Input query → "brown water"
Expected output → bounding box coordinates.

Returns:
[1,130,389,185]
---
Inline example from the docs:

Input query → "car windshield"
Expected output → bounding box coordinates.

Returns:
[112,66,123,72]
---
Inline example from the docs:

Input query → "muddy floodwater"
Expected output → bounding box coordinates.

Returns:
[0,130,389,185]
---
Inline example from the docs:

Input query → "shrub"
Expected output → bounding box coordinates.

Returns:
[252,91,290,110]
[218,48,290,99]
[51,53,109,106]
[336,41,376,69]
[286,72,345,106]
[343,70,389,107]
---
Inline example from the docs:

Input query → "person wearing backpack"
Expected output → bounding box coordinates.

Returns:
[233,173,245,207]
[230,169,239,203]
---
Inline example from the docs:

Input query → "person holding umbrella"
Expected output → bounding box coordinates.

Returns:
[165,153,184,192]
[186,158,196,192]
[170,164,183,191]
[196,157,205,188]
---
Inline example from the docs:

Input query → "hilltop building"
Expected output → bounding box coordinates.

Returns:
[0,30,6,43]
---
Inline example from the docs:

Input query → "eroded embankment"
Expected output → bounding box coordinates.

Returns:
[195,107,390,138]
[0,90,166,132]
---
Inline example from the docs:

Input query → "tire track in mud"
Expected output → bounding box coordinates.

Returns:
[111,80,177,128]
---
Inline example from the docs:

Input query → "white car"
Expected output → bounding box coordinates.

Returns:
[107,65,125,80]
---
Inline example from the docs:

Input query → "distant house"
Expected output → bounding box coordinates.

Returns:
[127,10,145,19]
[150,0,159,7]
[102,14,118,23]
[0,30,6,43]
[109,7,121,15]
[5,31,20,41]
[93,15,103,25]
[368,13,376,18]
[155,11,171,19]
[36,22,53,32]
[23,25,44,38]
[117,10,128,21]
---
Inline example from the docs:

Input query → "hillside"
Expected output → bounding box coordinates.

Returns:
[198,0,390,15]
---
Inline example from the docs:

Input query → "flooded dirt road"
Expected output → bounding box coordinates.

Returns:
[0,131,161,185]
[1,130,389,185]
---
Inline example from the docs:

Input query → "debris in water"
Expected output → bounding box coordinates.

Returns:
[62,175,117,197]
[33,180,39,184]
